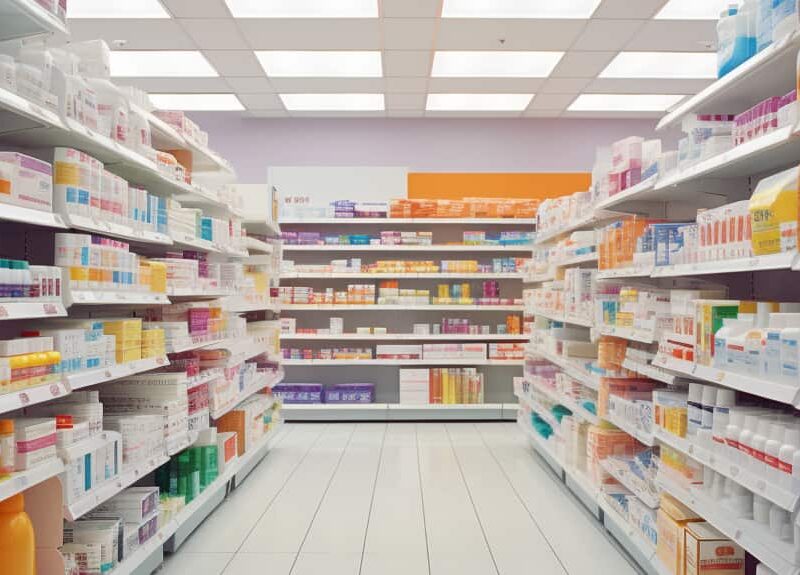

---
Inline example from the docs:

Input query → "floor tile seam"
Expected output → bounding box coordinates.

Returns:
[356,423,389,575]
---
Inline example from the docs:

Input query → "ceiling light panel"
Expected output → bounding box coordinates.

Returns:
[67,0,170,18]
[568,93,686,112]
[655,0,731,19]
[110,51,218,77]
[149,94,244,111]
[600,52,717,79]
[442,0,601,18]
[225,0,378,18]
[432,51,564,77]
[256,51,382,77]
[280,93,384,111]
[426,93,533,111]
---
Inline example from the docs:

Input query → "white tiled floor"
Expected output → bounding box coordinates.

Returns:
[158,422,641,575]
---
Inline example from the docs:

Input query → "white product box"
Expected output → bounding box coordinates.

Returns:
[399,369,430,404]
[0,152,54,212]
[376,345,422,359]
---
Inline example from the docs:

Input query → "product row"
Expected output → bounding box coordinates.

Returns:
[282,197,538,220]
[281,342,524,361]
[280,315,526,336]
[282,257,527,275]
[281,230,534,246]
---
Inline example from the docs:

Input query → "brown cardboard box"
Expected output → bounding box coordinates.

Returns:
[657,493,704,575]
[684,522,744,575]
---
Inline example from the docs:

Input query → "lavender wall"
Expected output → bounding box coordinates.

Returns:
[189,115,670,183]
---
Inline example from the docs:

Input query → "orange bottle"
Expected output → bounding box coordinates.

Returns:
[0,493,36,575]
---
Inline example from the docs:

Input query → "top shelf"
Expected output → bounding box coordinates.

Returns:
[658,29,800,130]
[279,218,536,226]
[0,0,67,42]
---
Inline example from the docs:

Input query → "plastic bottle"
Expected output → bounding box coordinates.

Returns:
[769,504,791,540]
[744,302,773,376]
[712,388,736,451]
[751,418,774,473]
[0,419,14,477]
[753,494,771,524]
[779,426,798,491]
[738,0,759,61]
[687,382,705,435]
[726,408,747,461]
[765,422,786,485]
[701,385,718,431]
[739,414,761,465]
[0,493,36,575]
[724,319,754,373]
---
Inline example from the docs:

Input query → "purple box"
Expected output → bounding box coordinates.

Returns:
[272,383,323,404]
[323,383,375,404]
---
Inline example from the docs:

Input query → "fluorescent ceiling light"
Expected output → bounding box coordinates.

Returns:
[149,94,244,111]
[256,51,382,78]
[568,94,686,112]
[600,52,717,79]
[442,0,600,19]
[432,51,563,78]
[225,0,377,18]
[110,51,218,77]
[426,93,533,111]
[280,93,384,111]
[656,0,731,19]
[67,0,169,18]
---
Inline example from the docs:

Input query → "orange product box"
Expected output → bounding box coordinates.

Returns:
[657,493,704,575]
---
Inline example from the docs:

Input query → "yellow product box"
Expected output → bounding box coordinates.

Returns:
[684,522,744,575]
[147,261,167,293]
[748,165,799,255]
[657,492,704,575]
[117,347,142,363]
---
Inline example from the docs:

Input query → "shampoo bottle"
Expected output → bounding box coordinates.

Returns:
[0,493,36,575]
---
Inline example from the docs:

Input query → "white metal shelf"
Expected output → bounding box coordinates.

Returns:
[165,336,227,355]
[597,325,658,344]
[525,343,601,391]
[600,458,659,509]
[282,303,523,311]
[283,358,522,366]
[596,266,654,280]
[280,217,536,226]
[651,252,798,278]
[66,356,168,391]
[224,296,281,314]
[65,287,170,307]
[209,370,283,420]
[606,409,655,447]
[594,177,658,212]
[245,236,274,254]
[0,300,66,320]
[63,213,172,246]
[0,202,66,229]
[652,355,800,408]
[0,0,67,40]
[283,244,531,252]
[281,271,523,279]
[0,458,64,503]
[243,218,281,237]
[280,333,527,341]
[0,379,70,415]
[534,211,615,245]
[282,403,508,421]
[166,286,234,299]
[658,29,800,131]
[530,307,594,328]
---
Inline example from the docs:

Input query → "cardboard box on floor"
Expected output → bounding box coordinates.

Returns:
[657,492,704,575]
[684,522,745,575]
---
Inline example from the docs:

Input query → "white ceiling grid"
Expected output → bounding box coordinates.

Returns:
[66,0,719,117]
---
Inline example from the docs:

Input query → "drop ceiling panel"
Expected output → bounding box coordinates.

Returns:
[381,0,441,18]
[225,77,275,93]
[626,20,717,51]
[117,78,233,93]
[585,78,714,94]
[68,20,196,49]
[383,18,438,50]
[237,93,284,110]
[162,0,232,18]
[385,93,426,110]
[269,78,386,92]
[237,19,382,49]
[203,51,264,77]
[550,51,616,77]
[179,19,249,50]
[385,77,430,93]
[427,77,545,92]
[570,19,644,50]
[436,19,585,50]
[592,0,667,19]
[383,51,431,77]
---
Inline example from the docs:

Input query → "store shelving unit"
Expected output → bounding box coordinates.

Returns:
[280,215,533,421]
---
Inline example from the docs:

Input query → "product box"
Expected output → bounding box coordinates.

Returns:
[656,492,704,575]
[376,344,422,359]
[217,431,237,472]
[0,151,54,212]
[399,368,430,404]
[684,522,744,575]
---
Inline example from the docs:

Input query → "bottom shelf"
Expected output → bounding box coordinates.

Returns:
[282,402,519,421]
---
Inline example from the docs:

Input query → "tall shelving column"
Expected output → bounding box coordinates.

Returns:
[279,217,534,421]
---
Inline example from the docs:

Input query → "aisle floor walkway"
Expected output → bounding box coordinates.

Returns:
[159,422,641,575]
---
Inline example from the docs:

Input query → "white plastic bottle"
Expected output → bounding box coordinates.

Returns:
[751,418,774,474]
[739,414,761,465]
[701,385,718,431]
[779,426,798,491]
[726,408,747,461]
[765,422,786,486]
[768,504,791,541]
[687,382,705,435]
[712,388,736,451]
[753,494,771,524]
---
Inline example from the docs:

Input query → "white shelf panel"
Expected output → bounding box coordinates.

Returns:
[66,356,168,391]
[280,218,536,226]
[0,459,64,503]
[388,403,504,420]
[280,333,528,341]
[210,370,282,420]
[596,266,654,280]
[0,202,66,229]
[594,176,658,212]
[64,214,172,246]
[558,251,599,267]
[658,29,800,130]
[171,232,222,254]
[535,211,615,245]
[65,288,169,307]
[656,469,800,575]
[530,308,594,328]
[0,379,70,415]
[243,218,281,237]
[281,272,523,279]
[651,252,798,277]
[621,357,684,386]
[652,355,800,408]
[597,325,658,344]
[165,336,227,355]
[283,358,522,366]
[600,458,659,509]
[166,287,234,299]
[167,429,200,457]
[0,0,67,40]
[224,296,281,313]
[525,343,601,391]
[65,453,170,521]
[0,300,66,320]
[282,304,523,311]
[599,497,660,575]
[606,410,655,447]
[244,236,274,254]
[283,244,531,252]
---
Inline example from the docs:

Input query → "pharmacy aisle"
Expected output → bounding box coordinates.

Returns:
[157,422,639,575]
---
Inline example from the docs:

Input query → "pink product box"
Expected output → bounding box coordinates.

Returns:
[0,152,54,212]
[611,137,643,172]
[14,418,57,471]
[375,345,422,359]
[422,343,486,360]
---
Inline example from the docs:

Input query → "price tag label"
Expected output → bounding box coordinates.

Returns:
[43,303,59,316]
[49,383,62,397]
[715,371,725,383]
[0,306,8,319]
[104,370,112,379]
[19,393,30,406]
[16,475,29,490]
[115,293,125,301]
[156,357,165,365]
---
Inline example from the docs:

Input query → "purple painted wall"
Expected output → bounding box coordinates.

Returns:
[189,115,672,183]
